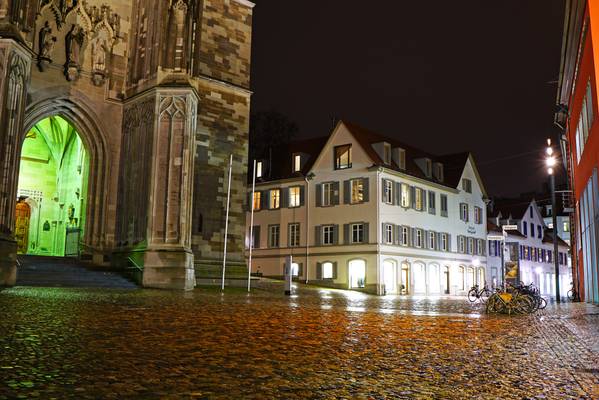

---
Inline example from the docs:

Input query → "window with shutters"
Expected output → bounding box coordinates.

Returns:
[269,189,280,209]
[289,186,301,207]
[415,229,423,248]
[401,226,409,246]
[384,143,391,164]
[477,239,483,255]
[288,223,300,247]
[468,238,474,254]
[414,188,424,211]
[384,180,393,204]
[252,191,261,211]
[398,148,406,169]
[256,161,263,178]
[531,223,535,238]
[351,179,364,203]
[440,194,448,217]
[268,225,280,247]
[428,191,436,214]
[441,233,448,251]
[250,226,260,248]
[322,262,334,279]
[351,223,364,243]
[400,184,410,207]
[385,224,393,244]
[474,206,482,224]
[459,236,465,253]
[322,225,334,245]
[293,154,301,172]
[428,231,435,249]
[460,203,469,222]
[334,144,352,169]
[322,182,333,206]
[537,225,542,238]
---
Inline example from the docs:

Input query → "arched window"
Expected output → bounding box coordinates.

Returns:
[348,259,366,288]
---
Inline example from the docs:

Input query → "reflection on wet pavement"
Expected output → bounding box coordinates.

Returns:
[1,284,598,399]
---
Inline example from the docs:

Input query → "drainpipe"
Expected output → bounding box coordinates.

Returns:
[304,172,314,284]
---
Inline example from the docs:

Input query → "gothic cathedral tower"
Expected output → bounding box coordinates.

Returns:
[0,0,254,289]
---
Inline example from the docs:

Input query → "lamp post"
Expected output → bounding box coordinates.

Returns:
[546,139,560,303]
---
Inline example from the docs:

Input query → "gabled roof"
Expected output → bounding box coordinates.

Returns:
[487,221,502,234]
[542,230,570,248]
[491,198,533,220]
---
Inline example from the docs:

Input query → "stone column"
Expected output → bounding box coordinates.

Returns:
[118,87,197,290]
[0,39,31,286]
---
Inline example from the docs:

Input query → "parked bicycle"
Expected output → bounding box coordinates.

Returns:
[486,282,546,315]
[567,282,579,302]
[467,284,491,303]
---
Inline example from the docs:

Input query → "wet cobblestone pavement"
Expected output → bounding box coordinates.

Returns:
[1,283,598,399]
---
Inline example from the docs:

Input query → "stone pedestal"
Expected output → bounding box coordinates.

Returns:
[0,235,17,286]
[142,248,195,290]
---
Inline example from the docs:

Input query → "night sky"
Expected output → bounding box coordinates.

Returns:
[250,1,566,197]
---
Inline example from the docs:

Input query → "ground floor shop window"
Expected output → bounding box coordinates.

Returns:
[349,259,366,288]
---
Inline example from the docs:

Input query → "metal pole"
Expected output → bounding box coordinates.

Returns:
[551,174,561,303]
[501,228,506,291]
[247,160,256,292]
[305,176,310,284]
[221,154,233,291]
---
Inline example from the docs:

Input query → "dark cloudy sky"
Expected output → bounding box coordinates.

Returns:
[250,1,566,197]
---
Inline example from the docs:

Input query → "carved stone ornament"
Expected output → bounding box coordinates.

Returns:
[37,21,57,71]
[64,23,85,81]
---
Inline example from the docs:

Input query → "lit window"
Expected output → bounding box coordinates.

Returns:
[462,178,472,193]
[289,186,301,207]
[441,233,448,251]
[334,144,352,170]
[351,179,364,204]
[268,225,280,247]
[269,189,280,209]
[563,221,569,232]
[397,148,406,169]
[460,203,469,222]
[322,225,334,245]
[384,180,393,204]
[414,188,423,211]
[322,262,333,279]
[385,224,393,244]
[468,238,474,254]
[291,262,299,277]
[289,223,300,247]
[322,182,334,206]
[256,161,263,178]
[351,223,364,243]
[293,154,301,172]
[400,184,410,208]
[252,192,261,211]
[401,226,409,246]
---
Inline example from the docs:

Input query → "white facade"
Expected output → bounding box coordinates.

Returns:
[488,199,571,296]
[246,121,489,295]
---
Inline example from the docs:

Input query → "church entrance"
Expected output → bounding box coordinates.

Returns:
[16,116,89,257]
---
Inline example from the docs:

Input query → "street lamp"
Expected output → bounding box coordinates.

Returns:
[545,138,560,303]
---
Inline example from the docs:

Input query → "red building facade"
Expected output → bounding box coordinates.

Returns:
[557,0,599,304]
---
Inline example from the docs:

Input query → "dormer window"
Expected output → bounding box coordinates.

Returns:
[392,147,406,169]
[425,158,432,178]
[434,162,444,182]
[334,144,352,170]
[383,143,391,164]
[256,160,263,178]
[293,154,301,173]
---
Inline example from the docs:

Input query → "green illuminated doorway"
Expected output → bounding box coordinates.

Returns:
[16,116,89,257]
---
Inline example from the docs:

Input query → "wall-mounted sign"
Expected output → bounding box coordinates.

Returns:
[467,226,476,234]
[503,224,518,231]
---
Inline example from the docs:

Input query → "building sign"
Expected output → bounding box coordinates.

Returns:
[503,224,518,231]
[467,226,476,234]
[504,242,520,285]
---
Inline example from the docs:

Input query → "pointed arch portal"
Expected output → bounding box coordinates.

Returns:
[16,116,89,257]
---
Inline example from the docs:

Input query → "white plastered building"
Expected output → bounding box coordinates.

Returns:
[246,121,490,296]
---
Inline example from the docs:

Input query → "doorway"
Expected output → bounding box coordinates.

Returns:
[413,262,426,294]
[16,116,89,257]
[383,260,397,294]
[349,259,366,288]
[400,262,410,294]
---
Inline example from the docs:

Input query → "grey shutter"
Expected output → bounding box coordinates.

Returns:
[411,227,416,247]
[298,263,303,277]
[333,262,338,279]
[436,232,441,251]
[280,188,289,208]
[343,224,350,244]
[344,180,351,204]
[447,234,452,252]
[363,178,370,202]
[363,222,369,243]
[332,181,340,205]
[247,192,252,212]
[381,179,388,202]
[315,184,322,207]
[254,226,261,248]
[411,186,416,208]
[315,225,321,246]
[423,230,429,249]
[421,190,426,211]
[394,225,400,245]
[260,191,267,210]
[394,182,400,205]
[333,224,339,245]
[316,262,322,279]
[299,186,305,206]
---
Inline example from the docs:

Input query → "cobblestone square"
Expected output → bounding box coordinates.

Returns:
[1,284,598,399]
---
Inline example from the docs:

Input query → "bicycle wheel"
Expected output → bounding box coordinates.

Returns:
[567,290,574,301]
[514,295,534,314]
[468,288,478,303]
[538,297,547,310]
[481,288,492,302]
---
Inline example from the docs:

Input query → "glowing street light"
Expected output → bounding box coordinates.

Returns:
[545,138,560,303]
